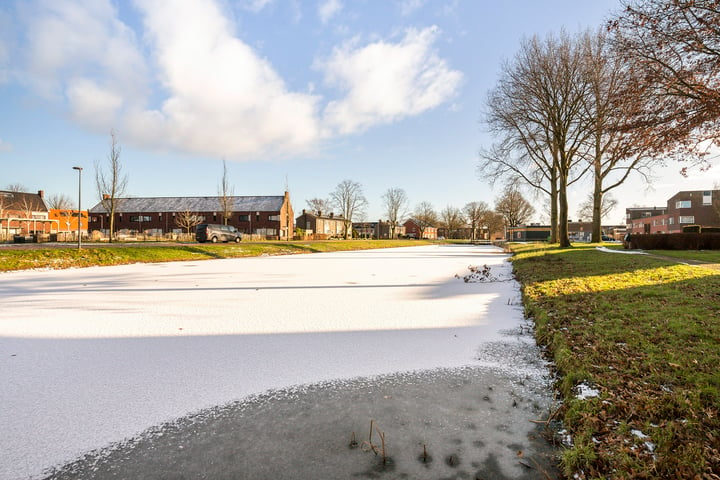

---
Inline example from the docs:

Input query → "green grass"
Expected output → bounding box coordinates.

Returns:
[509,243,720,478]
[0,239,430,272]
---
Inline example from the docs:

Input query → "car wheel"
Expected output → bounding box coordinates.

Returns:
[211,236,218,243]
[234,236,241,243]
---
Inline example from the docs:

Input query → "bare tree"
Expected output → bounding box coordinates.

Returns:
[5,183,27,192]
[495,185,535,227]
[306,197,332,215]
[381,187,409,239]
[218,160,234,225]
[576,193,618,222]
[610,0,720,166]
[330,179,368,239]
[482,32,592,247]
[95,129,128,243]
[580,28,660,242]
[412,201,438,239]
[46,193,74,210]
[464,201,492,241]
[175,210,203,234]
[439,205,465,239]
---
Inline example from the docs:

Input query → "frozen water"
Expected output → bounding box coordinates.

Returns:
[0,244,556,479]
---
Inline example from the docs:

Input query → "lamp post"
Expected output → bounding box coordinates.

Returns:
[72,166,82,249]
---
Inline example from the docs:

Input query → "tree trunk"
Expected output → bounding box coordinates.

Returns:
[558,171,571,248]
[550,168,559,243]
[591,165,603,242]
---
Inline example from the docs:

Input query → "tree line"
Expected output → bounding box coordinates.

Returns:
[480,0,720,246]
[306,180,534,240]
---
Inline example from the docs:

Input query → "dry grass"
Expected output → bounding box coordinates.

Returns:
[510,243,720,479]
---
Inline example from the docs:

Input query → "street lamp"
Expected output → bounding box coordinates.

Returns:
[72,166,82,249]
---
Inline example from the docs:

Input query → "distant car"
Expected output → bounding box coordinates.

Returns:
[196,224,242,243]
[601,235,611,242]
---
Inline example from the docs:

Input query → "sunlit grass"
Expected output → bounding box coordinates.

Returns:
[0,239,431,272]
[509,243,720,478]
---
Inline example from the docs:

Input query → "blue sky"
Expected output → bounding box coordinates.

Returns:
[1,0,716,224]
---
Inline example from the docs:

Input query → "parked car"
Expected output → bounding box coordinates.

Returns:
[196,224,242,243]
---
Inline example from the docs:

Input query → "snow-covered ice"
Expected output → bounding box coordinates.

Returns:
[0,244,551,479]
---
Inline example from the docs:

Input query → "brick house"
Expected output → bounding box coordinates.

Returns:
[295,210,345,239]
[88,192,294,239]
[403,219,437,239]
[0,190,56,238]
[352,221,406,239]
[626,190,720,234]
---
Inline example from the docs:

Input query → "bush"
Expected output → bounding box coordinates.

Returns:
[630,232,720,250]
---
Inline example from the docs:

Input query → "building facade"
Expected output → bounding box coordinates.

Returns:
[295,210,346,239]
[626,190,720,234]
[403,219,438,239]
[352,221,406,239]
[88,192,294,240]
[0,190,56,238]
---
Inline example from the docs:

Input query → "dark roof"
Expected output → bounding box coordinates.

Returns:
[0,190,48,212]
[89,196,286,214]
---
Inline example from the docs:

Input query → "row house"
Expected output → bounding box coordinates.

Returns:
[626,190,720,234]
[88,192,294,240]
[403,219,438,239]
[295,210,346,239]
[353,221,406,239]
[0,190,59,237]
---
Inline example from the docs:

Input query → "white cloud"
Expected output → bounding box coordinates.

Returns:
[399,0,425,16]
[22,0,147,103]
[318,0,342,24]
[132,0,322,158]
[66,78,124,127]
[14,0,462,160]
[318,26,463,135]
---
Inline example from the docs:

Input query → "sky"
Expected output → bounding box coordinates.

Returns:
[1,0,717,225]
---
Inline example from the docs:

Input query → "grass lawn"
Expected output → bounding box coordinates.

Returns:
[0,239,430,272]
[509,243,720,478]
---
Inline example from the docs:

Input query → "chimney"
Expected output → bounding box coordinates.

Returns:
[329,212,334,218]
[103,194,110,200]
[38,190,44,198]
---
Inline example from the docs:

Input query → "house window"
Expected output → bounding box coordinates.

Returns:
[703,191,712,205]
[679,216,695,224]
[238,214,249,221]
[668,217,675,225]
[268,215,280,221]
[675,200,691,208]
[129,215,152,222]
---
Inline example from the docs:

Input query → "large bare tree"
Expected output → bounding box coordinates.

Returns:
[5,183,27,192]
[482,32,592,247]
[610,0,720,166]
[330,179,368,239]
[495,185,535,228]
[218,160,234,226]
[463,201,492,241]
[305,197,332,215]
[412,201,438,239]
[439,205,465,239]
[46,193,73,210]
[381,187,409,239]
[95,129,128,243]
[580,29,659,241]
[576,193,619,223]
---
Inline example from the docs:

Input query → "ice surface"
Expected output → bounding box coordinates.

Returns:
[0,244,554,479]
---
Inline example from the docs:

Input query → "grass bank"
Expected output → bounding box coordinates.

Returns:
[0,239,430,272]
[509,243,720,478]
